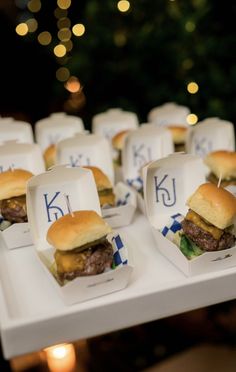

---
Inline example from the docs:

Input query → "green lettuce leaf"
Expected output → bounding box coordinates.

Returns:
[180,234,204,260]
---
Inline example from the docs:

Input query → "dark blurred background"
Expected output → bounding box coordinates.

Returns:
[0,0,236,130]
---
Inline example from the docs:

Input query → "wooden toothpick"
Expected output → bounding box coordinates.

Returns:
[64,194,75,217]
[217,173,222,188]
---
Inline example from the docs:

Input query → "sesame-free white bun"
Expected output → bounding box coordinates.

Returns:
[0,169,34,200]
[47,210,112,251]
[204,150,236,179]
[187,182,236,229]
[112,130,130,150]
[83,166,113,191]
[43,144,56,170]
[167,126,187,144]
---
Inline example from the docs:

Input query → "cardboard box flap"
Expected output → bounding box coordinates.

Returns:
[144,153,207,230]
[0,141,45,174]
[27,165,101,251]
[186,118,235,156]
[0,121,33,144]
[148,102,190,126]
[122,125,174,183]
[57,133,115,184]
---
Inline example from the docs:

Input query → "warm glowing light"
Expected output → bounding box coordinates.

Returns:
[56,67,70,82]
[187,82,199,94]
[38,31,52,45]
[54,44,67,57]
[187,113,198,125]
[65,76,81,93]
[26,18,38,32]
[185,21,196,32]
[117,0,130,12]
[44,343,76,372]
[182,58,194,70]
[57,17,71,29]
[57,0,71,10]
[15,23,28,36]
[62,39,73,51]
[54,7,68,19]
[27,0,41,13]
[58,28,71,41]
[72,24,85,37]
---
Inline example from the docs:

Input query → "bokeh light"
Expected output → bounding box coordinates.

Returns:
[38,31,52,45]
[57,17,71,29]
[15,23,28,36]
[26,18,38,32]
[27,0,41,13]
[185,21,196,32]
[57,0,71,10]
[56,67,70,82]
[58,28,72,42]
[187,82,199,94]
[54,7,67,19]
[65,76,81,93]
[54,44,67,57]
[117,0,130,12]
[187,113,198,125]
[72,24,85,37]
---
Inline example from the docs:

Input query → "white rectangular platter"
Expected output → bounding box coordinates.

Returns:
[1,212,236,359]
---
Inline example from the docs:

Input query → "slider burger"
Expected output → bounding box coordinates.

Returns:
[204,150,236,187]
[46,210,113,282]
[0,169,34,225]
[112,130,130,166]
[84,166,116,207]
[181,183,236,254]
[43,144,56,170]
[167,126,187,152]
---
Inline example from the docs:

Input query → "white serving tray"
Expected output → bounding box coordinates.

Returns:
[1,213,236,359]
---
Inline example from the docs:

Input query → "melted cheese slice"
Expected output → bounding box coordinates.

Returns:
[186,210,223,240]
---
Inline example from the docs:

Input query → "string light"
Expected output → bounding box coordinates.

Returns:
[15,23,28,36]
[72,24,85,37]
[38,31,52,45]
[54,44,67,57]
[26,18,38,32]
[56,67,70,82]
[57,0,71,10]
[44,343,76,372]
[185,21,196,32]
[58,28,72,42]
[187,113,198,125]
[27,0,41,13]
[117,0,130,12]
[65,76,81,93]
[187,82,199,94]
[62,39,73,51]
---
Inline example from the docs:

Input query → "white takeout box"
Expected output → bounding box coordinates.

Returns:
[144,153,236,276]
[0,119,34,144]
[26,165,132,305]
[35,112,85,151]
[122,125,174,213]
[147,102,190,126]
[92,108,139,142]
[57,133,114,184]
[0,142,45,250]
[102,182,137,228]
[186,118,235,157]
[0,141,45,174]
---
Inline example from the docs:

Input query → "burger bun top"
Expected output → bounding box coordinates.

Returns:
[47,210,112,251]
[0,169,34,200]
[187,182,236,229]
[204,150,236,179]
[83,166,113,191]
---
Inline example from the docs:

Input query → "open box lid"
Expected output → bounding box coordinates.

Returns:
[35,113,85,150]
[92,108,139,140]
[0,120,33,144]
[186,118,235,156]
[26,165,101,252]
[147,102,190,126]
[56,133,115,184]
[0,141,45,174]
[122,125,174,182]
[143,153,207,230]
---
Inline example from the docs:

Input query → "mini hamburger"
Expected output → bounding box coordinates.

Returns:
[43,144,56,170]
[180,183,236,256]
[167,126,187,152]
[112,130,130,166]
[0,169,34,224]
[46,210,113,282]
[84,166,116,207]
[204,150,236,187]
